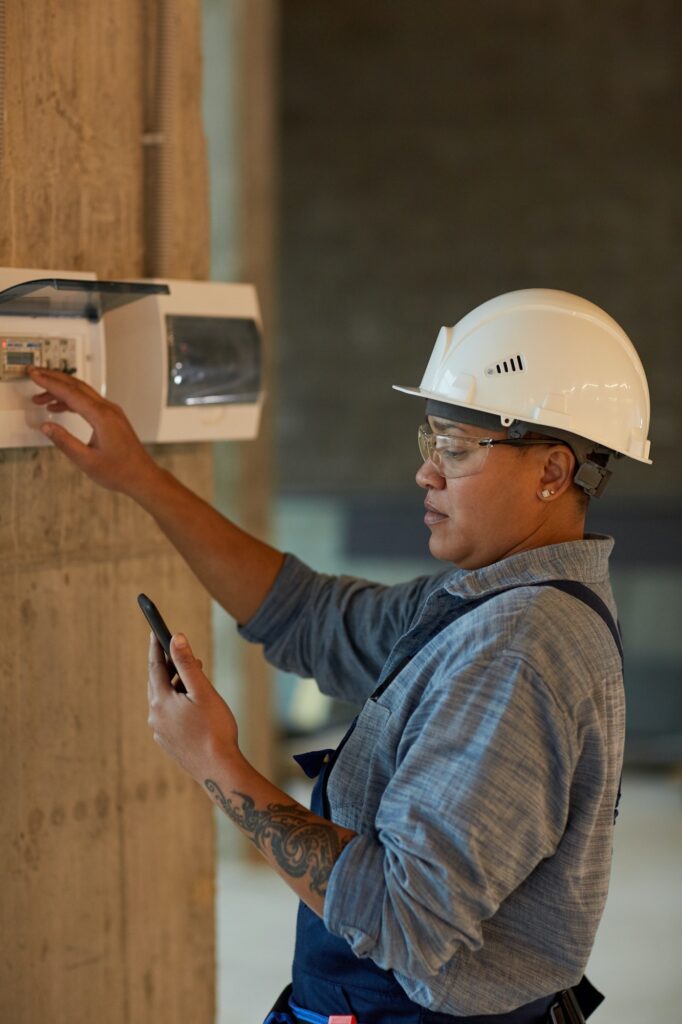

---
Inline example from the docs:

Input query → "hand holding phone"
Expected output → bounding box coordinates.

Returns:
[137,593,187,694]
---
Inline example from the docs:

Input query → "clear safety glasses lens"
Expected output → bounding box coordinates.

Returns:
[418,424,491,479]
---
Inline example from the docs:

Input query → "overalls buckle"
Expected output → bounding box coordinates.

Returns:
[549,987,586,1024]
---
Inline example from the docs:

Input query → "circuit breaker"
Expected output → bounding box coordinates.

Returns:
[1,335,78,381]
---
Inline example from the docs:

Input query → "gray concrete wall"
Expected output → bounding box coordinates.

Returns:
[277,0,680,502]
[0,2,215,1021]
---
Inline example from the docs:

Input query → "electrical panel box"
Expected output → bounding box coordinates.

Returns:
[0,269,168,449]
[0,270,263,448]
[104,279,263,443]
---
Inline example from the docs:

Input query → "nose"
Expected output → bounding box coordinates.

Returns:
[416,458,446,490]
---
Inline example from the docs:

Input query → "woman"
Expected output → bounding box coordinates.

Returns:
[29,288,651,1024]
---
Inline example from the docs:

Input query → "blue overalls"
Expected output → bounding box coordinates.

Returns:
[264,581,621,1024]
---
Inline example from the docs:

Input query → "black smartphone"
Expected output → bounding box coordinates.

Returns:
[137,593,187,693]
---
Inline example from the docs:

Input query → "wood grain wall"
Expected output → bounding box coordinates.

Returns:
[0,2,215,1021]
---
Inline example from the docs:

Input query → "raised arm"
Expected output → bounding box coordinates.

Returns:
[27,367,284,625]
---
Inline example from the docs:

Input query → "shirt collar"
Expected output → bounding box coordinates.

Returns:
[441,533,615,600]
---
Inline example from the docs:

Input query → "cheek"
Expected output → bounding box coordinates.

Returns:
[443,476,493,516]
[440,472,519,545]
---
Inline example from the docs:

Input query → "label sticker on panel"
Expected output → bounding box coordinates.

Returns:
[0,336,78,381]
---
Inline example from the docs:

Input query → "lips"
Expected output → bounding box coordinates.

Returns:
[424,499,449,526]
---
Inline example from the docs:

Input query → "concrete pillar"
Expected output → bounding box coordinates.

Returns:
[0,2,214,1021]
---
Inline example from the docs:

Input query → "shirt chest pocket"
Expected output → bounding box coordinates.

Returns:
[327,699,393,829]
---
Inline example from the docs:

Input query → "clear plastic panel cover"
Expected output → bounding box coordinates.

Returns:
[166,315,261,406]
[0,278,169,321]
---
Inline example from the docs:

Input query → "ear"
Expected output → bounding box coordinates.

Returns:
[538,445,577,498]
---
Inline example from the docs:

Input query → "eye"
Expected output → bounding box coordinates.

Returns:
[441,446,470,460]
[435,439,471,460]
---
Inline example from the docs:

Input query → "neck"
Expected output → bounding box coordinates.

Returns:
[503,511,586,561]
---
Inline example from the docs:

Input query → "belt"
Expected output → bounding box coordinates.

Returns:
[264,978,603,1024]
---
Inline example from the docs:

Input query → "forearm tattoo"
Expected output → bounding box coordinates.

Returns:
[205,780,352,896]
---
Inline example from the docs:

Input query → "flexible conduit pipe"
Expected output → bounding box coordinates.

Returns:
[143,0,178,277]
[0,0,6,182]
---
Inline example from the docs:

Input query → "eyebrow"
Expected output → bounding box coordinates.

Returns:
[429,417,471,435]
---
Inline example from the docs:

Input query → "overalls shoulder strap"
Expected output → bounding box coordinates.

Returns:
[529,579,623,660]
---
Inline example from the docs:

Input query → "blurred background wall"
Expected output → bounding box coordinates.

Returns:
[279,0,679,496]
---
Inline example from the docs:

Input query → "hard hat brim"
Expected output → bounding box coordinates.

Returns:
[392,384,515,427]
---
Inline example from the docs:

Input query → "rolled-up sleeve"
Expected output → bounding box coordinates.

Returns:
[323,653,574,984]
[238,553,445,703]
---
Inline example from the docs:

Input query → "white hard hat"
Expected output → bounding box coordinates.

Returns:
[394,288,652,496]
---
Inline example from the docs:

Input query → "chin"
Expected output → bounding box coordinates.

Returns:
[429,535,491,570]
[427,532,463,566]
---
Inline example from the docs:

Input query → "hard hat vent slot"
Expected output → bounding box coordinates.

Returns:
[485,354,525,376]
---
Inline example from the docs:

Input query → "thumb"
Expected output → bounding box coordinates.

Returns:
[170,634,208,700]
[41,421,95,471]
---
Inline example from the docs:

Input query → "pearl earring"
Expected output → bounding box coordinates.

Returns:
[540,488,555,499]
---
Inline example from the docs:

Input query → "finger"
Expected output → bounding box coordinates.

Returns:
[32,386,83,415]
[40,421,96,471]
[27,365,103,398]
[170,634,208,702]
[148,632,174,700]
[27,367,106,422]
[147,633,158,703]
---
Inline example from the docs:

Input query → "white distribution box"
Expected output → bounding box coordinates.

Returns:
[104,279,263,443]
[0,270,263,448]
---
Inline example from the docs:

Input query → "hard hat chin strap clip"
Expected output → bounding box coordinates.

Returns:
[574,457,615,498]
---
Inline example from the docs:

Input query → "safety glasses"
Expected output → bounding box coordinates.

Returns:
[417,423,563,479]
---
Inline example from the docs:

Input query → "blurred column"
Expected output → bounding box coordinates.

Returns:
[204,0,279,860]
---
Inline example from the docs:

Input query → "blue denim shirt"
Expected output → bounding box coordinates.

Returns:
[239,535,624,1015]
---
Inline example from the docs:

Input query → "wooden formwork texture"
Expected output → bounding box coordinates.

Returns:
[0,2,215,1021]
